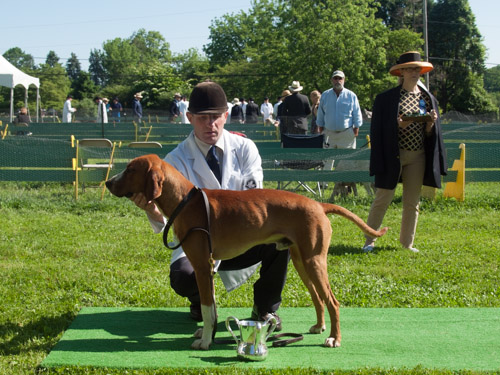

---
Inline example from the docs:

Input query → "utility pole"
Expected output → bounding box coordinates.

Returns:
[423,0,430,89]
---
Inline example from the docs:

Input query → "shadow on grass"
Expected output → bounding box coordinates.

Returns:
[328,244,397,256]
[0,311,76,355]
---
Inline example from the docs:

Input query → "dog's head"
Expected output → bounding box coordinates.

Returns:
[105,154,165,201]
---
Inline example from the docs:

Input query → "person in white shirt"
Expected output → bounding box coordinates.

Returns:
[62,95,76,123]
[129,81,289,329]
[179,95,190,124]
[260,96,274,125]
[94,96,108,123]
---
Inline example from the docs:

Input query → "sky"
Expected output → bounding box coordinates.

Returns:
[1,0,498,71]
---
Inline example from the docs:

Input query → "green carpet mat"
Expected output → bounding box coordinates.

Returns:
[41,307,500,371]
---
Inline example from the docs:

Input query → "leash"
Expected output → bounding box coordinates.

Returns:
[161,186,219,339]
[162,186,207,250]
[161,187,302,347]
[214,331,303,347]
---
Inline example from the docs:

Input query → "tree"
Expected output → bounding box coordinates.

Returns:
[89,49,106,87]
[101,29,173,87]
[3,47,36,70]
[66,53,82,81]
[172,48,210,82]
[45,51,60,68]
[428,0,494,113]
[71,71,98,100]
[205,0,423,108]
[484,65,500,92]
[375,0,436,32]
[36,62,71,112]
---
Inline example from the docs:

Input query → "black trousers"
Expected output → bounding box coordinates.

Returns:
[169,244,290,314]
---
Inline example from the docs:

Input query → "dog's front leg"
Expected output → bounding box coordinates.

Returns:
[191,265,216,350]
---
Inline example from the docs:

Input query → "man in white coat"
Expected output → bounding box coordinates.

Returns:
[94,96,108,124]
[62,95,76,123]
[130,81,289,329]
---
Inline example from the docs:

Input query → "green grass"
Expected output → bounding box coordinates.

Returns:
[0,181,499,375]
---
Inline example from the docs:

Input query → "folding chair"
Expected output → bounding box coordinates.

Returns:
[76,138,116,200]
[277,133,325,196]
[128,141,162,148]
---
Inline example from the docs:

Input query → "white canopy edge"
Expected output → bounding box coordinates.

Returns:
[0,55,40,122]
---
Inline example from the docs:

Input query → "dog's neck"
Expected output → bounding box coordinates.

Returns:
[155,161,196,219]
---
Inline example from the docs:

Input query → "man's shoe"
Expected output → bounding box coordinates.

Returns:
[251,307,282,332]
[189,304,203,322]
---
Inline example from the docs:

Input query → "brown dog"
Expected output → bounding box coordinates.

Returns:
[105,154,387,350]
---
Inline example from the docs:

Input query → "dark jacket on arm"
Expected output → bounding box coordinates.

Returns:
[369,83,447,189]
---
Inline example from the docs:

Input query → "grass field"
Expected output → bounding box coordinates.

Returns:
[0,181,499,375]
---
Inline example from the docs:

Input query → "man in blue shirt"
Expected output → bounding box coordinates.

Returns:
[316,70,362,148]
[317,70,364,197]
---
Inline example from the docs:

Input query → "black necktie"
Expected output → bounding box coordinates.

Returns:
[206,145,222,184]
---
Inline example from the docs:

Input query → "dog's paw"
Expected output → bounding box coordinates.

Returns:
[309,324,326,334]
[193,327,203,338]
[191,338,211,350]
[324,337,341,348]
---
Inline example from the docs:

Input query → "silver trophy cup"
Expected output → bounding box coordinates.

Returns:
[225,315,277,361]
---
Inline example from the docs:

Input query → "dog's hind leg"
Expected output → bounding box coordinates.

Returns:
[302,255,341,348]
[290,247,326,334]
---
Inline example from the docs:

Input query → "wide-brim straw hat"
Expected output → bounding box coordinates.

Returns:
[134,92,143,98]
[288,81,303,92]
[389,51,434,76]
[281,89,291,98]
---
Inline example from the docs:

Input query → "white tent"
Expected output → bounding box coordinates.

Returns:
[0,55,40,122]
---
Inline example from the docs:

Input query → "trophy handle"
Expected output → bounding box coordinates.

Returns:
[263,315,277,340]
[225,316,240,344]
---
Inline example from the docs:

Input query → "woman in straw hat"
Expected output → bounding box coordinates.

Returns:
[362,51,447,253]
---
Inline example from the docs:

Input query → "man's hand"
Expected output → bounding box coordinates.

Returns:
[129,193,164,223]
[353,127,359,137]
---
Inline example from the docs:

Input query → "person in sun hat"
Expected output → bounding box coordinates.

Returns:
[280,81,312,134]
[230,97,244,123]
[132,92,143,123]
[362,51,447,254]
[129,80,289,330]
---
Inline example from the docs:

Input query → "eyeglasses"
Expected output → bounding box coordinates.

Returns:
[332,77,344,80]
[191,113,225,123]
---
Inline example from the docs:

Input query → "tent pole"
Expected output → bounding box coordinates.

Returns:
[9,88,14,123]
[36,88,40,122]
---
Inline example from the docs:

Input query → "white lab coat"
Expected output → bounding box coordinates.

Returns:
[96,100,108,123]
[62,99,76,123]
[149,129,263,291]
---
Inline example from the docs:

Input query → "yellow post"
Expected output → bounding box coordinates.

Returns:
[443,143,465,201]
[1,124,8,139]
[144,126,153,141]
[100,142,117,200]
[74,140,80,200]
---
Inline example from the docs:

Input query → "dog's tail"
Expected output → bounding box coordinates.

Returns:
[322,203,388,238]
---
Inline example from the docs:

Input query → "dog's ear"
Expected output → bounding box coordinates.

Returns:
[145,167,164,201]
